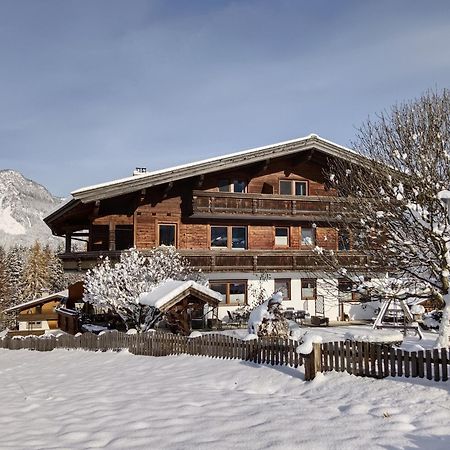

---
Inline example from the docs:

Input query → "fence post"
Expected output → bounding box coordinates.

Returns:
[303,343,322,381]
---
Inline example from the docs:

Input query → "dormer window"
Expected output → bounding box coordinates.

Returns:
[279,180,308,196]
[218,179,247,193]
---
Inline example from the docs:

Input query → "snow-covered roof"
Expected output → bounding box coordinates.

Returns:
[138,280,223,311]
[64,134,363,204]
[3,290,69,313]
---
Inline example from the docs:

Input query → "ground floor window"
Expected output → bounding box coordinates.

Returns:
[301,279,316,300]
[159,224,177,247]
[210,280,247,305]
[27,321,42,330]
[338,279,360,302]
[274,279,291,300]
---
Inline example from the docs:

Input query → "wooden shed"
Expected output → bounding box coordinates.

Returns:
[139,280,223,335]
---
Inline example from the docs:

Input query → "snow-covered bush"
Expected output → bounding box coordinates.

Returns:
[83,247,203,332]
[248,292,289,338]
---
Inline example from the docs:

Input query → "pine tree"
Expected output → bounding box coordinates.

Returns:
[43,244,66,292]
[20,242,50,300]
[5,244,27,305]
[0,245,11,309]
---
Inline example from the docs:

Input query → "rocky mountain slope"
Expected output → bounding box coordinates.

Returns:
[0,170,64,249]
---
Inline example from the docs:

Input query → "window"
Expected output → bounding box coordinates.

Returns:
[28,321,42,330]
[233,180,246,193]
[232,227,246,249]
[218,180,230,192]
[211,226,228,248]
[301,279,316,300]
[338,229,351,251]
[35,305,42,314]
[116,225,134,250]
[274,279,291,300]
[301,227,315,246]
[159,224,177,247]
[211,226,247,250]
[338,279,360,302]
[275,227,289,246]
[279,180,308,196]
[218,179,247,193]
[210,281,247,305]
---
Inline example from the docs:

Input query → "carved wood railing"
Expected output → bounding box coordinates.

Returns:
[191,190,349,219]
[59,250,371,272]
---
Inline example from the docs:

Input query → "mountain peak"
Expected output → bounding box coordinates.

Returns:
[0,170,63,249]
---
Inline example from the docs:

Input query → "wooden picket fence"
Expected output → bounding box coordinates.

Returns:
[1,332,448,382]
[319,341,449,382]
[0,331,311,377]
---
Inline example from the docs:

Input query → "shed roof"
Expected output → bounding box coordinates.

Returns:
[4,290,69,313]
[138,280,223,312]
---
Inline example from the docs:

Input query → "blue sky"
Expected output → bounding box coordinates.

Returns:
[0,0,449,196]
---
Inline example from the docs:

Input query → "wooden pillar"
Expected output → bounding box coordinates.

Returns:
[65,233,72,253]
[109,222,116,251]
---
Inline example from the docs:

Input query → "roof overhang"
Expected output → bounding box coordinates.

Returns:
[70,134,366,203]
[4,290,68,313]
[44,134,369,226]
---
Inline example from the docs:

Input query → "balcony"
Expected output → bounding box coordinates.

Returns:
[59,250,371,273]
[191,190,348,221]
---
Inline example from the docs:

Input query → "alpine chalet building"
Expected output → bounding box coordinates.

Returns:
[45,134,378,322]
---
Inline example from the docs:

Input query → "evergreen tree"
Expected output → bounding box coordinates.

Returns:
[20,242,50,300]
[43,244,66,292]
[5,244,27,305]
[0,245,11,309]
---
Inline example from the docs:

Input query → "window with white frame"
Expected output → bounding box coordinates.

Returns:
[159,224,177,247]
[301,279,316,300]
[218,179,247,193]
[301,227,315,246]
[279,180,308,196]
[275,227,289,246]
[211,226,247,250]
[209,281,247,305]
[274,279,291,300]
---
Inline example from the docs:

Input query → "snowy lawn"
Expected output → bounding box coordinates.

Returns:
[1,349,449,450]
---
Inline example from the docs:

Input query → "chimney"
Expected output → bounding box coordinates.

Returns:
[133,167,147,176]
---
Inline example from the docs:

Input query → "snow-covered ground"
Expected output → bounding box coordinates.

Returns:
[1,349,449,449]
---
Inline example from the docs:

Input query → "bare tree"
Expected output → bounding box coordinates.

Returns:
[318,89,450,347]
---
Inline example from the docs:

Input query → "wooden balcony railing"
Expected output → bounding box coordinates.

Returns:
[191,190,348,220]
[59,250,371,272]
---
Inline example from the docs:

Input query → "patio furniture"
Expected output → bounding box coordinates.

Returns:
[310,315,329,326]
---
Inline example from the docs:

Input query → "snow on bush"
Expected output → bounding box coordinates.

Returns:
[248,292,289,338]
[83,246,203,333]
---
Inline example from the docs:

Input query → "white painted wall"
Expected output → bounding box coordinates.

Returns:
[18,320,50,331]
[207,272,374,322]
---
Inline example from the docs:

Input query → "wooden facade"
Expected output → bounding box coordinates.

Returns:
[45,135,376,321]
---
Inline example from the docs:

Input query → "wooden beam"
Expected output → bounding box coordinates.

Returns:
[108,222,116,251]
[195,174,205,188]
[162,182,173,199]
[65,233,72,253]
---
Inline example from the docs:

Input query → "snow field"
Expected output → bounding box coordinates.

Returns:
[0,349,449,449]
